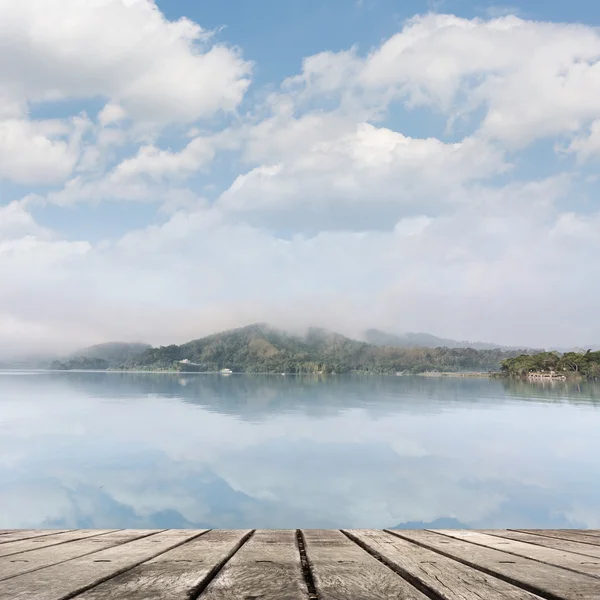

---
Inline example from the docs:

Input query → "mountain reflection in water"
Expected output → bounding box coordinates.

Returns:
[0,372,599,529]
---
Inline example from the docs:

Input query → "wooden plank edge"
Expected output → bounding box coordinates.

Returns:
[342,529,458,600]
[0,531,70,545]
[182,530,255,600]
[383,529,567,600]
[55,530,213,600]
[481,530,600,559]
[0,530,123,559]
[0,530,168,584]
[296,530,320,600]
[426,529,600,581]
[509,529,600,547]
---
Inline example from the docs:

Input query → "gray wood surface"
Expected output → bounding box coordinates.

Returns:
[348,529,541,600]
[387,529,600,599]
[1,529,599,599]
[483,530,600,559]
[0,529,117,559]
[0,531,66,545]
[74,530,250,600]
[513,530,600,547]
[434,530,600,577]
[0,529,157,581]
[0,530,203,600]
[199,529,309,600]
[302,529,428,600]
[0,529,155,582]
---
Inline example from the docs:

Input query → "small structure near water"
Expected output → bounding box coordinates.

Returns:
[528,370,567,381]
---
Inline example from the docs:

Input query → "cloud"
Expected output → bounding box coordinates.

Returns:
[567,119,600,161]
[0,0,252,125]
[218,123,507,232]
[286,13,600,146]
[0,117,88,184]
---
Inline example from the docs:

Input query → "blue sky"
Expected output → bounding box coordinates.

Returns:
[0,0,599,355]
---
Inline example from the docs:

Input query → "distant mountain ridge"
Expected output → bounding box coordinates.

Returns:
[49,342,152,370]
[364,329,535,351]
[68,342,151,366]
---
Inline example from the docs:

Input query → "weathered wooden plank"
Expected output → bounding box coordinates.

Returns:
[199,530,308,600]
[347,530,542,600]
[303,529,431,600]
[481,530,600,561]
[432,530,600,579]
[0,530,118,559]
[0,530,157,582]
[553,531,600,537]
[0,529,204,600]
[513,530,600,547]
[74,530,250,600]
[0,531,67,545]
[387,529,600,600]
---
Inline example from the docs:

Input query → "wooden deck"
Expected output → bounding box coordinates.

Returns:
[1,529,600,599]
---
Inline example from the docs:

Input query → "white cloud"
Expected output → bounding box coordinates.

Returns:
[0,201,51,240]
[0,0,252,124]
[286,14,600,146]
[112,136,221,183]
[567,119,600,161]
[218,122,507,231]
[0,117,88,184]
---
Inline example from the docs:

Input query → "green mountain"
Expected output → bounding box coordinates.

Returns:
[122,323,527,374]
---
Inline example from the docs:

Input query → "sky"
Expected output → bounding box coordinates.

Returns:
[0,0,599,357]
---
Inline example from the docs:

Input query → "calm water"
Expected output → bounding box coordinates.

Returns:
[1,372,599,530]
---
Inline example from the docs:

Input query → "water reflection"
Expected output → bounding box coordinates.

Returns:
[0,372,599,529]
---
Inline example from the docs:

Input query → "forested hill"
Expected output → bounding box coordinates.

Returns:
[120,324,530,374]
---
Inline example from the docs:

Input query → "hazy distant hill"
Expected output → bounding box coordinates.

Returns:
[364,329,531,351]
[69,342,150,364]
[48,342,152,370]
[122,323,526,374]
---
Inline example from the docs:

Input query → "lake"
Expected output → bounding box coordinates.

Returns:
[1,372,599,530]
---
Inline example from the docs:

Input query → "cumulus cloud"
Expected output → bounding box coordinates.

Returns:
[0,117,88,184]
[218,123,507,231]
[286,13,600,146]
[0,0,252,124]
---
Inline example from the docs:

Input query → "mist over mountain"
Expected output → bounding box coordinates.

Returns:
[363,329,537,351]
[68,342,152,366]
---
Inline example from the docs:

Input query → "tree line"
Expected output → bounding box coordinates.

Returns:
[500,350,600,379]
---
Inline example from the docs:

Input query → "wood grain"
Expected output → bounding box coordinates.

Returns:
[0,530,203,600]
[199,529,308,600]
[513,530,600,547]
[433,530,600,577]
[387,529,600,600]
[0,529,155,582]
[74,530,250,600]
[348,529,541,600]
[303,529,429,600]
[0,530,117,559]
[0,531,67,545]
[483,530,600,560]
